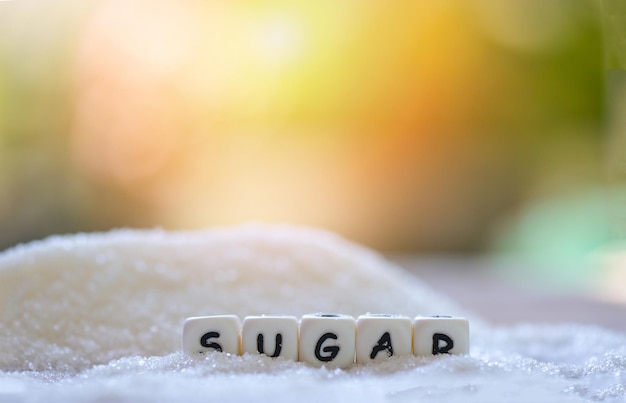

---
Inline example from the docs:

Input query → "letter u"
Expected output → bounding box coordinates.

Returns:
[257,333,283,357]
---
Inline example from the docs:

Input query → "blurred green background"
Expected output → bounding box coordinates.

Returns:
[1,0,624,295]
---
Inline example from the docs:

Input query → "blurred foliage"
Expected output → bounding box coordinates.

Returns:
[490,186,614,290]
[600,0,626,69]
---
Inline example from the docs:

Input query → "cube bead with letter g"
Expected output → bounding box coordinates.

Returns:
[299,313,355,368]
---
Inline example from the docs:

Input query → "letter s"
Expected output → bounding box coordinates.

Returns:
[200,331,223,352]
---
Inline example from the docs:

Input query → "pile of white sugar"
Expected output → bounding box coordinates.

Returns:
[1,225,625,402]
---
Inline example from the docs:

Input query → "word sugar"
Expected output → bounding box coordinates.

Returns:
[183,313,469,367]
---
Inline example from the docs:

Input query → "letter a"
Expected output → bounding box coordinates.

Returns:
[432,333,454,355]
[370,331,394,359]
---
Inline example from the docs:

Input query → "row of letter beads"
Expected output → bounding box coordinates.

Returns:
[183,313,469,368]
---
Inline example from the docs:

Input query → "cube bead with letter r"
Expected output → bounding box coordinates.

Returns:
[241,315,299,360]
[183,315,241,355]
[299,313,356,368]
[413,315,469,356]
[356,314,413,363]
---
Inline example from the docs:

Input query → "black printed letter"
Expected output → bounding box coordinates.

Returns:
[370,331,393,359]
[432,333,453,355]
[200,331,222,352]
[315,332,340,362]
[257,333,283,358]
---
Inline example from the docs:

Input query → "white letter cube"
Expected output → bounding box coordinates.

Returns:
[356,314,413,363]
[299,313,355,368]
[413,316,469,356]
[183,315,241,355]
[242,315,299,360]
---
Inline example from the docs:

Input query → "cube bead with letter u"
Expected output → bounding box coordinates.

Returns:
[241,315,299,360]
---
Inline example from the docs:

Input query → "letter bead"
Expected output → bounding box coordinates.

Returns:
[182,315,241,355]
[413,315,469,356]
[241,315,299,360]
[299,313,356,368]
[356,314,413,363]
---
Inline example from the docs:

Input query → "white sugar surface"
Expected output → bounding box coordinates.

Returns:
[0,225,625,402]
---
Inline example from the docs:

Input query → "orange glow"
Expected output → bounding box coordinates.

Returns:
[63,1,602,250]
[69,2,489,239]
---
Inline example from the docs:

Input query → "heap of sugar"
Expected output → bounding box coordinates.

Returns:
[0,224,625,402]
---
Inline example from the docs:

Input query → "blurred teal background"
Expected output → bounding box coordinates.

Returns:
[1,0,624,297]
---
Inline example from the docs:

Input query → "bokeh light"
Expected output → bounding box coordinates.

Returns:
[0,0,615,291]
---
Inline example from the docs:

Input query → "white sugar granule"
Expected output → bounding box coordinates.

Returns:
[0,224,625,402]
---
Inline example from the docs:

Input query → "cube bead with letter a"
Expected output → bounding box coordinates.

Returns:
[355,313,413,363]
[413,315,469,356]
[241,315,299,360]
[299,313,356,368]
[182,315,241,355]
